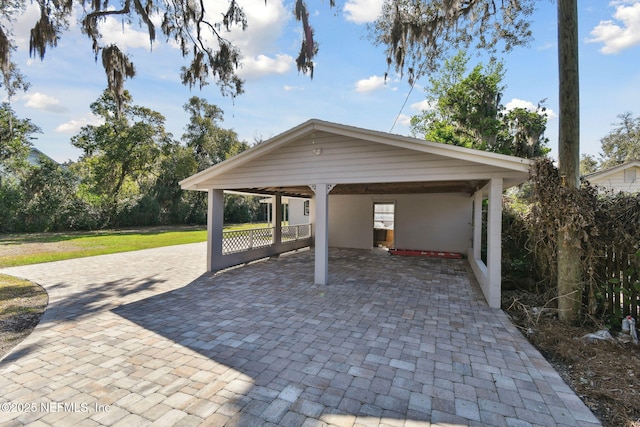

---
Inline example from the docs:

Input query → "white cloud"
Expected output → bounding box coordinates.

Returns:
[11,3,41,49]
[504,98,538,111]
[284,85,304,91]
[194,0,291,79]
[55,114,104,134]
[344,0,385,24]
[204,0,289,56]
[587,1,640,53]
[355,75,386,93]
[410,99,434,112]
[396,114,411,127]
[536,41,555,51]
[99,16,154,51]
[23,92,68,113]
[238,54,293,79]
[17,4,154,52]
[505,98,557,120]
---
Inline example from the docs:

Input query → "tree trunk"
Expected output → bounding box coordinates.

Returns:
[557,0,581,323]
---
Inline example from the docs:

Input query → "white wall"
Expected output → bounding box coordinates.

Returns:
[288,197,310,225]
[395,193,472,253]
[327,193,472,253]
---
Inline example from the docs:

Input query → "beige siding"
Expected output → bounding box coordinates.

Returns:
[204,133,512,188]
[590,166,640,193]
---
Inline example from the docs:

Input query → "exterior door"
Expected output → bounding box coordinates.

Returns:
[373,202,395,248]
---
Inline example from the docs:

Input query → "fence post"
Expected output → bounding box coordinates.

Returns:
[630,252,639,319]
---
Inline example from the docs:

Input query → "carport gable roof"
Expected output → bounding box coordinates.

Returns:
[179,119,532,196]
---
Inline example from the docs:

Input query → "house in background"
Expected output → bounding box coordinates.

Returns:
[260,196,310,226]
[584,160,640,193]
[180,119,531,308]
[27,147,58,166]
[0,147,57,180]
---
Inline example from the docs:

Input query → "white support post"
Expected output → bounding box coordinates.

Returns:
[473,191,483,261]
[274,194,282,245]
[310,184,332,285]
[486,178,503,308]
[207,189,224,272]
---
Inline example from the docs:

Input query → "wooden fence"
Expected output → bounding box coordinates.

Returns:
[596,247,640,321]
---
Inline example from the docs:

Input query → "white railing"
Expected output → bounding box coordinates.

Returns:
[223,227,273,254]
[281,224,311,242]
[222,224,311,254]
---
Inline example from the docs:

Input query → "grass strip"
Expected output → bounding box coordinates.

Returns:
[0,229,207,268]
[0,223,274,268]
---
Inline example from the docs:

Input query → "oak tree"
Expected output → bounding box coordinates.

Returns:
[411,50,549,158]
[71,90,171,219]
[182,96,248,172]
[599,112,640,170]
[411,51,506,151]
[0,0,327,107]
[0,102,40,175]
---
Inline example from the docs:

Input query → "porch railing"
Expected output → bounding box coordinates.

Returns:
[222,224,311,255]
[282,224,311,242]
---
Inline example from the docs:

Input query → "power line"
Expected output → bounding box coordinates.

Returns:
[389,79,417,133]
[389,65,425,133]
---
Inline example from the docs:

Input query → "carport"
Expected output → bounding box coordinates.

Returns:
[179,119,531,308]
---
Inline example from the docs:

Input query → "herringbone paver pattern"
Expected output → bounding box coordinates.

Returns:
[0,244,601,426]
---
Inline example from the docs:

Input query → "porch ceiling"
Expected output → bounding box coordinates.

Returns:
[230,179,489,198]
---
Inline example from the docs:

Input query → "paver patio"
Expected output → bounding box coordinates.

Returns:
[0,244,600,426]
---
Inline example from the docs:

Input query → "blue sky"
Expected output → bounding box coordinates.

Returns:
[6,0,640,164]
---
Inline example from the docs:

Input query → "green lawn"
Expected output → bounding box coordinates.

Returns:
[0,223,270,268]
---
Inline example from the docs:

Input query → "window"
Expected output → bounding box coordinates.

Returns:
[373,203,395,230]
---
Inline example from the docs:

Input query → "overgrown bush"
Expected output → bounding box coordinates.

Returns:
[118,195,162,227]
[502,158,640,326]
[502,189,538,288]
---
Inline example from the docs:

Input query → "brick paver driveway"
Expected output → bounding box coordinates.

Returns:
[0,244,600,426]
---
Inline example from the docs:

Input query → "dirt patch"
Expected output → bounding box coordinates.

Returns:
[504,290,640,427]
[0,240,81,258]
[0,274,48,360]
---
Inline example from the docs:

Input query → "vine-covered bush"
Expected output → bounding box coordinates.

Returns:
[502,188,538,288]
[504,158,640,326]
